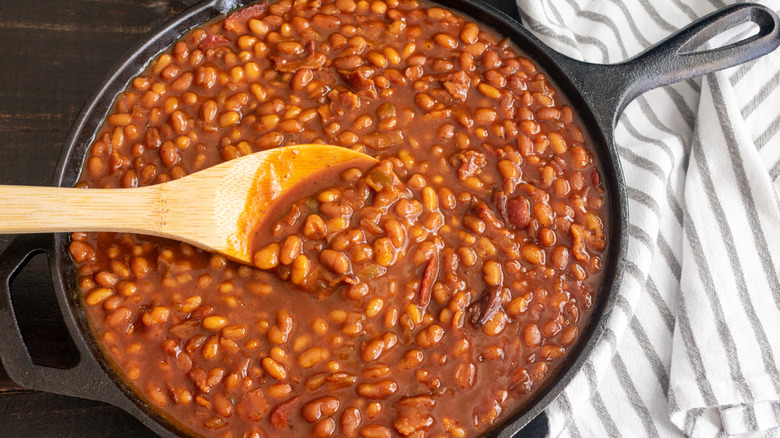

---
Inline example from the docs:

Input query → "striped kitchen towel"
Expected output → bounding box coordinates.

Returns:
[513,0,780,436]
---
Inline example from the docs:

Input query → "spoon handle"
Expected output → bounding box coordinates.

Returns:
[0,185,160,234]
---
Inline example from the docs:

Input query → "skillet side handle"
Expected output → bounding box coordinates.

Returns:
[0,234,114,402]
[557,3,780,132]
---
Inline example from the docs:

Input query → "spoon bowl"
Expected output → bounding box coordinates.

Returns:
[0,144,377,264]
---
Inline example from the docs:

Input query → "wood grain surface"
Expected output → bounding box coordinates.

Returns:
[1,1,198,435]
[0,0,548,437]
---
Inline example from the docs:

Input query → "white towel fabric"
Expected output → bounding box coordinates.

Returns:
[512,0,780,436]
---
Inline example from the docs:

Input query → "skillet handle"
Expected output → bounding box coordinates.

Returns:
[0,234,116,403]
[555,3,780,131]
[620,2,780,105]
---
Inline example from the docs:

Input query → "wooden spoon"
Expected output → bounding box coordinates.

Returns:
[0,144,377,264]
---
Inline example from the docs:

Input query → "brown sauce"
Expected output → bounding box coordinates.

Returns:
[69,1,607,436]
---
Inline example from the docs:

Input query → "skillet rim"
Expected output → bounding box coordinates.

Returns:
[47,0,628,436]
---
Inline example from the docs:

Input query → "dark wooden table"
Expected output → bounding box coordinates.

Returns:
[0,0,549,436]
[0,3,202,434]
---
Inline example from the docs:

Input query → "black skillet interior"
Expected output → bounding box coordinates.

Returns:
[0,0,777,437]
[51,0,631,434]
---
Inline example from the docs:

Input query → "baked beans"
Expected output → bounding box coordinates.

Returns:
[71,0,607,436]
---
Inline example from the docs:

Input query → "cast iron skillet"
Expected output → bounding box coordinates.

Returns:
[1,0,778,436]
